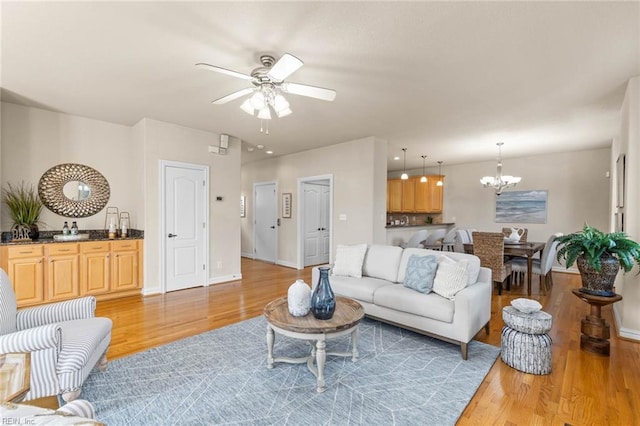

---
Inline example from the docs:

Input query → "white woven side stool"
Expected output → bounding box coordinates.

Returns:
[501,306,552,375]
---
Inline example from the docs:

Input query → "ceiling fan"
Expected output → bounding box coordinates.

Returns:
[196,53,336,119]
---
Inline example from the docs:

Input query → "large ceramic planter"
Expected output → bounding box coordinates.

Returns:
[577,255,619,297]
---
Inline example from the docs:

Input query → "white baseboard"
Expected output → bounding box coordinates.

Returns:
[277,260,298,269]
[208,273,242,285]
[142,287,161,296]
[241,252,254,259]
[613,304,640,342]
[552,266,578,274]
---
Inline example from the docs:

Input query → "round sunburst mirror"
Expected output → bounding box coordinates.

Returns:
[38,163,110,218]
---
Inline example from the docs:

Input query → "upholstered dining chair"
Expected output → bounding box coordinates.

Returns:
[0,269,112,402]
[422,229,447,250]
[508,233,563,295]
[441,228,457,252]
[399,229,429,249]
[472,232,512,295]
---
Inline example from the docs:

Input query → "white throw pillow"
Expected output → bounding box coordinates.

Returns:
[432,256,469,300]
[332,244,368,278]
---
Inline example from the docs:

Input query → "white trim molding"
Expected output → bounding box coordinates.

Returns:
[613,304,640,342]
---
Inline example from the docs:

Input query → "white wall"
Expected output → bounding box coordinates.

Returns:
[1,104,242,295]
[139,118,241,294]
[612,76,640,340]
[1,102,144,231]
[241,136,387,267]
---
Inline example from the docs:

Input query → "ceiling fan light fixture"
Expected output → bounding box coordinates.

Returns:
[257,107,271,120]
[275,107,292,118]
[240,99,255,116]
[250,91,266,110]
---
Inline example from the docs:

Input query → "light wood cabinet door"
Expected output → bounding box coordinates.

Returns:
[401,178,416,212]
[427,177,444,212]
[7,257,44,306]
[111,241,139,291]
[47,254,80,301]
[46,243,80,302]
[387,179,403,212]
[82,253,110,295]
[414,179,430,212]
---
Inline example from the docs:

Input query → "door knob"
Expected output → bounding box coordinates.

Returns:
[168,233,178,238]
[270,226,276,229]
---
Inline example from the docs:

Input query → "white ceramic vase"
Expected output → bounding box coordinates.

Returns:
[288,279,311,316]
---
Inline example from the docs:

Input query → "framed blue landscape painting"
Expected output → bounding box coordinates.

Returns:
[495,190,547,223]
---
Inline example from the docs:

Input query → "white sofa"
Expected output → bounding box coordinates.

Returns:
[312,245,492,359]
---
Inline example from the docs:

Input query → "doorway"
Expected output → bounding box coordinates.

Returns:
[161,161,208,292]
[298,175,333,268]
[254,181,277,263]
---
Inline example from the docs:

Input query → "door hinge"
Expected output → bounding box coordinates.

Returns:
[203,180,205,187]
[203,222,205,228]
[203,264,205,270]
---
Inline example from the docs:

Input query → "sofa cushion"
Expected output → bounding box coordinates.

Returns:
[403,255,437,294]
[332,244,368,278]
[363,245,404,282]
[397,249,480,285]
[432,256,469,300]
[329,275,391,304]
[373,285,455,323]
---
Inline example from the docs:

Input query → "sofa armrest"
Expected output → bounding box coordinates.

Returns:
[17,297,96,330]
[452,278,492,342]
[0,324,62,353]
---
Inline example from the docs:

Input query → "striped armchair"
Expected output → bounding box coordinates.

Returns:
[0,269,112,402]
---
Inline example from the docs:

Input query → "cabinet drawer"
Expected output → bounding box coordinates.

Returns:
[46,243,79,256]
[81,241,111,253]
[7,245,43,259]
[112,240,138,251]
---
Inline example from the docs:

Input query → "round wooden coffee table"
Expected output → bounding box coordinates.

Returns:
[264,296,364,393]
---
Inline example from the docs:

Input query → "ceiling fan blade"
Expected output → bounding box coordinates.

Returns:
[281,82,336,102]
[211,88,254,105]
[267,53,303,81]
[196,63,253,81]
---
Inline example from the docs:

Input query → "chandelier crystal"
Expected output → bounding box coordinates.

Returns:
[480,142,521,194]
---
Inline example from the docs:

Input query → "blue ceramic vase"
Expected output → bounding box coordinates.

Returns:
[311,266,336,320]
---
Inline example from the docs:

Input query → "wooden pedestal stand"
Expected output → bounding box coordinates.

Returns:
[572,289,622,356]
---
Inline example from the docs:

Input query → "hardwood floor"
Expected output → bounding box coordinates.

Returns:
[96,258,640,425]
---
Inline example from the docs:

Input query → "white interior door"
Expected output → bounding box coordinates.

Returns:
[254,182,277,263]
[303,181,330,267]
[163,162,207,292]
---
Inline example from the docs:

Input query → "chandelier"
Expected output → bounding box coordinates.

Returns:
[480,142,521,195]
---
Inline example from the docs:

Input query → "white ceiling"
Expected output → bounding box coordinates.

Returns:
[1,1,638,172]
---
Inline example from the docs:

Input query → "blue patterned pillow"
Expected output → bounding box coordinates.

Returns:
[403,254,438,293]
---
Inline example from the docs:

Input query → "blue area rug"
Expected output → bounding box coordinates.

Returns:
[82,316,499,425]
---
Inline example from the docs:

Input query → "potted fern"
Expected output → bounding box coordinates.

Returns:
[556,224,640,296]
[2,181,44,240]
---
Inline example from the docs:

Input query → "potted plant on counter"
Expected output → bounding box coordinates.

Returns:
[556,224,640,296]
[2,181,44,240]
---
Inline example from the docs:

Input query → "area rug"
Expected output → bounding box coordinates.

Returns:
[82,316,500,425]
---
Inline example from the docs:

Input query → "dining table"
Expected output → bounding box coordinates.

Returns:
[464,241,545,296]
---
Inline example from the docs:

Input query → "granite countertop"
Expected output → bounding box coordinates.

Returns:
[386,222,454,229]
[1,229,144,245]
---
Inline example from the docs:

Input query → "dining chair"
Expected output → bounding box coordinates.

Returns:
[508,233,563,295]
[472,231,512,295]
[454,229,471,252]
[422,229,447,250]
[441,228,457,252]
[399,229,429,249]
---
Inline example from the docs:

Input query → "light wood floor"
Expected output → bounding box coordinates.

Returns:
[95,258,640,425]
